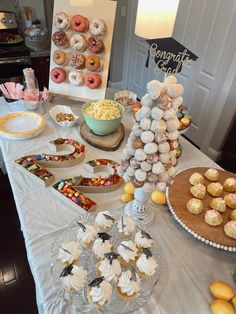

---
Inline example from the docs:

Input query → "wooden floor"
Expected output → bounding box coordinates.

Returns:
[0,152,235,314]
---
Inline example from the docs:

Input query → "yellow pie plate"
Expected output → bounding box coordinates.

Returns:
[0,111,45,140]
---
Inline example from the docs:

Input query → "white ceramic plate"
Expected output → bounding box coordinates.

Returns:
[0,111,45,140]
[49,105,79,128]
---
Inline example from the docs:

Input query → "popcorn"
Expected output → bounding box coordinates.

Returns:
[83,100,121,120]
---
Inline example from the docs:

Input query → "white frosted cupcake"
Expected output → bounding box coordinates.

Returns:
[76,222,96,249]
[92,233,113,260]
[117,240,138,266]
[58,241,81,265]
[95,211,115,232]
[117,215,136,237]
[97,252,121,283]
[136,248,158,277]
[134,230,153,249]
[60,264,87,293]
[116,269,141,301]
[88,277,112,308]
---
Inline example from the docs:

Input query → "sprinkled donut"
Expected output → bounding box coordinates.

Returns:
[70,34,87,52]
[68,70,84,86]
[54,12,70,30]
[71,15,88,33]
[50,67,66,83]
[52,30,69,48]
[53,50,67,66]
[87,36,105,54]
[84,73,102,89]
[89,17,106,36]
[85,55,102,71]
[70,53,86,69]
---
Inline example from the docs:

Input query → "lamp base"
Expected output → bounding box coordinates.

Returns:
[124,199,156,225]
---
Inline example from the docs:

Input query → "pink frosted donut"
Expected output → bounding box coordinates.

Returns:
[50,67,66,83]
[87,36,105,54]
[85,74,102,89]
[71,15,88,33]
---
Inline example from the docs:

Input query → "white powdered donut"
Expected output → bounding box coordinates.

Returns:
[170,150,177,162]
[147,80,162,99]
[133,127,142,137]
[147,172,158,183]
[89,17,106,36]
[135,169,147,182]
[117,166,124,176]
[136,107,151,121]
[158,142,170,154]
[70,34,87,51]
[168,166,176,177]
[123,173,131,182]
[146,153,159,164]
[143,182,155,193]
[68,70,84,86]
[163,109,176,121]
[135,149,147,161]
[152,162,165,175]
[173,96,183,109]
[154,132,169,143]
[159,171,170,182]
[141,94,154,107]
[151,119,166,133]
[156,94,172,110]
[126,166,135,177]
[54,12,70,30]
[166,118,180,133]
[159,152,170,164]
[140,118,151,130]
[167,84,184,98]
[123,148,132,160]
[140,131,154,144]
[130,157,141,169]
[168,130,179,141]
[127,145,136,156]
[161,82,168,94]
[140,161,152,172]
[144,143,158,154]
[156,181,167,192]
[164,75,177,85]
[151,107,163,120]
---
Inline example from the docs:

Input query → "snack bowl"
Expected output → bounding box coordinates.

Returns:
[82,100,124,136]
[114,90,137,114]
[49,105,79,128]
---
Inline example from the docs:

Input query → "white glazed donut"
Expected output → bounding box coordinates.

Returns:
[164,75,177,85]
[140,131,154,144]
[54,12,70,30]
[168,130,179,141]
[167,84,184,98]
[151,107,163,120]
[159,152,170,164]
[135,169,147,182]
[151,119,167,133]
[68,70,84,86]
[147,80,162,99]
[152,162,165,175]
[89,17,106,36]
[141,94,154,107]
[140,161,152,172]
[166,118,180,133]
[140,118,151,130]
[158,142,170,154]
[163,109,176,121]
[70,34,87,51]
[144,143,158,154]
[135,149,147,161]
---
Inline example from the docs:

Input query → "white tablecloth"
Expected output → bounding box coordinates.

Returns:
[0,97,235,314]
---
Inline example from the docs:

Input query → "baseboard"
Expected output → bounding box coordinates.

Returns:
[207,147,222,162]
[108,81,124,90]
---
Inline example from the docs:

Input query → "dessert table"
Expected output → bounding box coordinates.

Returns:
[0,96,235,314]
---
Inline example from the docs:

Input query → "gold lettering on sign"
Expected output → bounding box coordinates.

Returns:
[150,43,191,74]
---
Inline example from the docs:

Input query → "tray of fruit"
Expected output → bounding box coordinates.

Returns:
[0,32,24,45]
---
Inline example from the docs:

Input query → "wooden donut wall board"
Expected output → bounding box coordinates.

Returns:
[49,0,117,102]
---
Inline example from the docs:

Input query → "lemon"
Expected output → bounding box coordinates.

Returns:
[151,191,166,205]
[210,299,234,314]
[209,281,234,301]
[124,182,135,195]
[121,193,133,203]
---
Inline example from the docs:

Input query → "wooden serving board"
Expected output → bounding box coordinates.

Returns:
[167,167,236,249]
[80,121,125,151]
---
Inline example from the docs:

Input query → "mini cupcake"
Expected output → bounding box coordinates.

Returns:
[76,222,96,249]
[117,215,135,237]
[224,193,236,209]
[92,233,113,260]
[210,198,226,213]
[136,248,158,277]
[223,178,236,192]
[205,210,222,226]
[117,240,138,266]
[97,252,121,283]
[224,221,236,239]
[204,168,219,181]
[88,277,112,308]
[186,198,203,214]
[190,183,206,199]
[134,230,153,250]
[58,241,81,266]
[116,268,141,301]
[60,264,87,293]
[189,172,204,185]
[95,211,115,232]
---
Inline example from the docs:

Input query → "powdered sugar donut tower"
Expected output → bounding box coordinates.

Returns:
[118,75,184,224]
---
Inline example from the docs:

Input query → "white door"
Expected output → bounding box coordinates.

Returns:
[123,0,236,149]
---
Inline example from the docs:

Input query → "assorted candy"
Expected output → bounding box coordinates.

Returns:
[177,105,192,131]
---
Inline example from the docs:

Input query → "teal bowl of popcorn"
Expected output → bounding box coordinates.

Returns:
[82,100,124,135]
